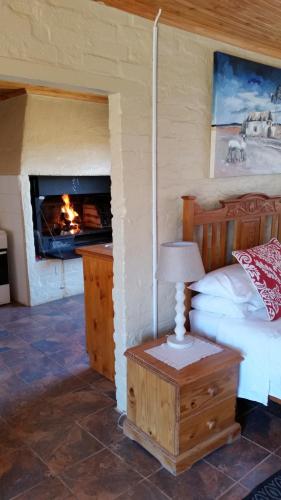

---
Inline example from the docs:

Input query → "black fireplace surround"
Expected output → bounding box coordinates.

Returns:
[30,175,112,259]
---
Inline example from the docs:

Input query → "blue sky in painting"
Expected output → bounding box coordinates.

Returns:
[212,52,281,125]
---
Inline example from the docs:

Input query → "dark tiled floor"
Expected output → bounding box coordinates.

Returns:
[1,296,281,499]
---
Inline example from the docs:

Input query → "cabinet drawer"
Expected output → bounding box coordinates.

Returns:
[180,366,238,419]
[179,396,236,453]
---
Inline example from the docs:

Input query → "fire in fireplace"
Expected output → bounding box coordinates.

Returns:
[60,194,81,235]
[30,176,112,259]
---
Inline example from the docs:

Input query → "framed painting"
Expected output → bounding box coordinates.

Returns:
[210,52,281,177]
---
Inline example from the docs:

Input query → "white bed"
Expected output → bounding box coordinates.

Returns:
[190,308,281,405]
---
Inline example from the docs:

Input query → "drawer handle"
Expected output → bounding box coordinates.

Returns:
[206,419,216,431]
[207,386,218,397]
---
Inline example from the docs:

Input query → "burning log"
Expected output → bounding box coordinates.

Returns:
[83,204,102,228]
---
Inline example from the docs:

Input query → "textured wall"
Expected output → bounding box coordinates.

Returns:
[21,95,110,175]
[20,94,110,306]
[0,96,28,303]
[0,176,29,304]
[0,95,27,174]
[1,0,281,410]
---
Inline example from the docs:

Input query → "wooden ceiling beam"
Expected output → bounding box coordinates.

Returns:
[100,0,281,60]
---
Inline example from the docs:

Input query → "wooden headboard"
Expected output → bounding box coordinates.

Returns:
[182,193,281,272]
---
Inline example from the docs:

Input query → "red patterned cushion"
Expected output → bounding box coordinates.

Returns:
[232,238,281,321]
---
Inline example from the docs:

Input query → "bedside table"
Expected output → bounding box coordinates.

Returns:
[123,334,243,475]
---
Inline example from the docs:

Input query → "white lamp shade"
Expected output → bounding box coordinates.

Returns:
[157,241,205,283]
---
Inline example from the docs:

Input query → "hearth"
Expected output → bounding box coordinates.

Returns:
[30,175,112,259]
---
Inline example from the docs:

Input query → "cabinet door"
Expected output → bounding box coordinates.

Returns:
[83,255,115,381]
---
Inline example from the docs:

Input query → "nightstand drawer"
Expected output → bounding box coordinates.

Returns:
[180,366,238,419]
[179,396,236,453]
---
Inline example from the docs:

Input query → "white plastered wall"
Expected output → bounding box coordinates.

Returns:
[1,0,281,410]
[0,95,29,304]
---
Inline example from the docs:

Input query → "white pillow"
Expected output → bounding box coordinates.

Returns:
[189,264,264,306]
[191,293,264,319]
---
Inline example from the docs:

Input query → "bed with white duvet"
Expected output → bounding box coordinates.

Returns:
[188,262,281,406]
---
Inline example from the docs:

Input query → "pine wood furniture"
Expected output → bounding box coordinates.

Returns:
[123,334,242,475]
[182,192,281,404]
[76,244,115,381]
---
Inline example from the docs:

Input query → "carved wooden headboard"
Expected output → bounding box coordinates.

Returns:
[182,193,281,272]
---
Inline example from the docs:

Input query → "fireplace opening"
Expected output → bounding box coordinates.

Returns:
[30,176,112,259]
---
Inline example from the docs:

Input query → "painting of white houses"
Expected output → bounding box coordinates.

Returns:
[210,52,281,177]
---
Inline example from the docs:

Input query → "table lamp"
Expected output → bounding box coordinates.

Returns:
[157,241,205,349]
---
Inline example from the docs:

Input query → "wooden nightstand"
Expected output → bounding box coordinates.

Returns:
[123,334,243,475]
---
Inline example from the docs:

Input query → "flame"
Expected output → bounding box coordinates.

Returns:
[61,194,80,234]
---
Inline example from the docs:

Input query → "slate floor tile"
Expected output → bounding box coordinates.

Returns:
[62,448,142,499]
[51,345,89,370]
[91,376,116,400]
[45,424,104,474]
[0,330,27,352]
[117,479,170,499]
[9,387,114,453]
[242,408,281,451]
[218,483,249,500]
[0,448,49,500]
[77,367,104,385]
[240,453,281,490]
[13,476,75,500]
[79,407,123,446]
[110,436,161,477]
[149,460,234,500]
[31,338,64,354]
[14,354,75,386]
[0,344,44,369]
[0,373,38,418]
[205,437,269,481]
[0,417,24,454]
[45,385,115,422]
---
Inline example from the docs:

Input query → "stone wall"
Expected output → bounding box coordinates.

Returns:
[0,0,281,410]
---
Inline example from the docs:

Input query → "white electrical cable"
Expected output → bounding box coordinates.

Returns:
[152,9,162,339]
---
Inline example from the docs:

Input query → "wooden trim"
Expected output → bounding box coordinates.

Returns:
[182,193,281,271]
[0,80,108,104]
[125,334,242,387]
[101,0,281,60]
[124,417,240,475]
[76,244,113,259]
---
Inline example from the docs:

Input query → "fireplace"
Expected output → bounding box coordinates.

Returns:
[30,175,112,259]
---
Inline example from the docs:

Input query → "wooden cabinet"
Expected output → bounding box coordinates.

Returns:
[123,335,242,475]
[76,244,115,381]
